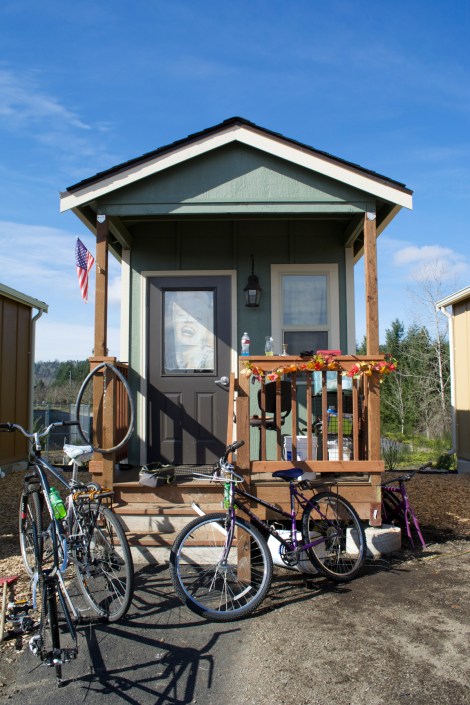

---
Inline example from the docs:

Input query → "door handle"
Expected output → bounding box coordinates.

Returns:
[214,376,230,390]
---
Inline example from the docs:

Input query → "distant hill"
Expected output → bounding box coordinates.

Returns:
[34,360,90,405]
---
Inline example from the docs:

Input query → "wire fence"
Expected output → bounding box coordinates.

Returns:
[33,404,91,459]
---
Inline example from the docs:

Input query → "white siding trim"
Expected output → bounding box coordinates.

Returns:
[119,249,130,363]
[345,247,356,353]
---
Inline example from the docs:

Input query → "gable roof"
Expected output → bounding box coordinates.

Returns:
[60,117,413,213]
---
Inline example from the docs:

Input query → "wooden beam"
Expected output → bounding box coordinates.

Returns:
[108,216,133,249]
[94,215,109,357]
[364,212,379,355]
[343,213,364,247]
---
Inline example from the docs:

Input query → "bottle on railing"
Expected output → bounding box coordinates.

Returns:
[265,336,274,356]
[241,332,250,356]
[49,487,67,520]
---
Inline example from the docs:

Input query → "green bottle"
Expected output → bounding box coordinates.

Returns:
[50,487,66,520]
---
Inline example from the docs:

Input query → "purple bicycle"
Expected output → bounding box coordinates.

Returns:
[169,440,366,622]
[381,463,430,549]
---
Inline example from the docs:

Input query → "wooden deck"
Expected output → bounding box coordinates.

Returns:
[87,354,387,559]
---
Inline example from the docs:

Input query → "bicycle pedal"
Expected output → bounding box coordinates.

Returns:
[62,648,78,662]
[29,633,42,656]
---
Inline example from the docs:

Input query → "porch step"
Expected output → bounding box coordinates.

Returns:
[114,501,214,565]
[117,508,203,535]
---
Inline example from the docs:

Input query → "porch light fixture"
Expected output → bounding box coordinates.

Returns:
[244,255,262,307]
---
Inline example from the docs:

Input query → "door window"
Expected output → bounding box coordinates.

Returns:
[163,289,215,373]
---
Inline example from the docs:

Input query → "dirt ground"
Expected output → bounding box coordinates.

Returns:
[1,469,469,703]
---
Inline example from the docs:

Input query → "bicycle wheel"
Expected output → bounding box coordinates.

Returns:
[19,485,43,576]
[301,492,366,582]
[381,487,403,522]
[170,512,272,622]
[72,504,134,622]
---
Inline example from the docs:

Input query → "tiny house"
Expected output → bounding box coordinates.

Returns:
[60,118,412,557]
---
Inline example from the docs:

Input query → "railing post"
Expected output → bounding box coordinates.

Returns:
[88,355,116,489]
[237,361,251,481]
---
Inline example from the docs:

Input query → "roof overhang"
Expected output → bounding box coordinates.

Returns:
[60,120,413,215]
[436,286,470,310]
[0,283,48,313]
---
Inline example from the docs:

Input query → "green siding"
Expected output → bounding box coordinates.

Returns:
[128,219,351,375]
[101,143,371,216]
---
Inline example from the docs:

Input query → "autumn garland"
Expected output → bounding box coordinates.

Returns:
[241,353,397,383]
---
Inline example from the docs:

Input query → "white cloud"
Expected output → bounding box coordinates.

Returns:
[0,221,94,300]
[108,276,122,305]
[0,67,91,131]
[392,244,469,281]
[35,320,120,362]
[0,220,122,360]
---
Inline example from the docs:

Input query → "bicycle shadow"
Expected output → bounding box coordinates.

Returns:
[74,625,239,704]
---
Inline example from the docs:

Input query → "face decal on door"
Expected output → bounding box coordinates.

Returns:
[164,290,215,372]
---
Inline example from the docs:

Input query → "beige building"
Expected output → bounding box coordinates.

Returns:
[437,287,470,474]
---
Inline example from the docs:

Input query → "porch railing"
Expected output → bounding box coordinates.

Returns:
[236,356,384,475]
[88,356,130,485]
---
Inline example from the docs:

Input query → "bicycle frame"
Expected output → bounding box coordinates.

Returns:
[381,481,426,548]
[25,455,82,619]
[226,479,339,558]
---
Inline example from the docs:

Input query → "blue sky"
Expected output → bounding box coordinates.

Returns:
[0,0,469,360]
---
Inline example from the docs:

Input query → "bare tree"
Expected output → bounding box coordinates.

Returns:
[407,259,456,435]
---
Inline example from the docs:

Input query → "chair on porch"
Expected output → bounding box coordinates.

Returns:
[250,381,292,459]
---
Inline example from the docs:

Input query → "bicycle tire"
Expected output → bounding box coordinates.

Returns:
[301,492,366,582]
[19,486,43,577]
[381,488,404,522]
[72,504,134,622]
[74,362,135,453]
[170,512,272,622]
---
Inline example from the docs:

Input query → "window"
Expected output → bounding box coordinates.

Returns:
[163,289,215,373]
[271,264,339,355]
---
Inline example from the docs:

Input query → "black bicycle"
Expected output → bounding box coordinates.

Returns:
[1,420,134,685]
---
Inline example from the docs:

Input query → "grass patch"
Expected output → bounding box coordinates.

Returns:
[381,433,456,470]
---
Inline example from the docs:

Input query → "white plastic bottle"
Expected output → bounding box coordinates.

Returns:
[241,332,250,356]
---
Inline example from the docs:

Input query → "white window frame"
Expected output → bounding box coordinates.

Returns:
[271,264,340,353]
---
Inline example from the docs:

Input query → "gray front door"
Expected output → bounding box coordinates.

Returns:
[147,275,232,465]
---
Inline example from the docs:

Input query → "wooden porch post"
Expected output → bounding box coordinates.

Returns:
[89,215,115,488]
[364,212,381,464]
[94,215,109,357]
[364,212,379,356]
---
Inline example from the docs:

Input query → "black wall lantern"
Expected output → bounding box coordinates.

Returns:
[244,255,262,307]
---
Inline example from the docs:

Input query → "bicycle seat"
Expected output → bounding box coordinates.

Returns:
[63,444,93,465]
[272,468,317,482]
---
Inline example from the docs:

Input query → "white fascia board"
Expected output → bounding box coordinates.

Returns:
[238,128,413,210]
[60,123,412,212]
[60,125,240,212]
[436,286,470,310]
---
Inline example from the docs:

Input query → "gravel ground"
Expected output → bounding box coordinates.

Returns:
[1,468,469,703]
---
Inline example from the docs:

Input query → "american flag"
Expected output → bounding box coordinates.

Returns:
[75,238,95,302]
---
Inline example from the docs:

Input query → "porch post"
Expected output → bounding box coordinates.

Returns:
[364,212,381,462]
[89,215,115,488]
[364,212,379,355]
[94,215,109,357]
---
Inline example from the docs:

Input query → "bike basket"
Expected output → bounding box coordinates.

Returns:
[139,462,176,488]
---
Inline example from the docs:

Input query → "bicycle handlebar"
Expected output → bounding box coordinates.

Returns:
[0,420,79,440]
[381,462,432,486]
